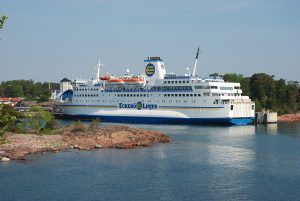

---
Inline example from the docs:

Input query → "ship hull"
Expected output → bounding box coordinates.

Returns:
[55,114,254,125]
[56,105,255,125]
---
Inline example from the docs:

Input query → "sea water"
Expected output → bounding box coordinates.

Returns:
[1,122,300,201]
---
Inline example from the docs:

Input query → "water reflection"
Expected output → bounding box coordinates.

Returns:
[255,122,300,138]
[207,144,255,169]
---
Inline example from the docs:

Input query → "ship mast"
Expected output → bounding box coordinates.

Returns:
[192,47,201,77]
[95,59,102,81]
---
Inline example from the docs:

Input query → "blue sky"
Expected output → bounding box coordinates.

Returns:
[0,0,299,82]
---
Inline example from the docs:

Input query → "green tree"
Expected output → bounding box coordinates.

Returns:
[223,73,244,83]
[12,84,24,97]
[249,73,276,110]
[240,77,250,96]
[209,73,223,78]
[23,106,56,133]
[286,81,299,113]
[0,104,18,143]
[0,15,7,30]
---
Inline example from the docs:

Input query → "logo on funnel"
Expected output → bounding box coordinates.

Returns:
[145,63,155,77]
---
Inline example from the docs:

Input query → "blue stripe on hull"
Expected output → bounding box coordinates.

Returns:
[56,114,255,125]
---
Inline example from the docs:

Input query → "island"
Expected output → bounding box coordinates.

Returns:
[0,124,171,161]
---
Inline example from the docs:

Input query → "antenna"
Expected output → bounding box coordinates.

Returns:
[192,47,202,77]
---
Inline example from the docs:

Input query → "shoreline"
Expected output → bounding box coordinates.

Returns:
[0,125,171,161]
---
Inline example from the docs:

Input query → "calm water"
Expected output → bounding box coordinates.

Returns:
[1,122,300,201]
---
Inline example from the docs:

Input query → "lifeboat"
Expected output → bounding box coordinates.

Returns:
[107,78,125,84]
[123,77,145,88]
[123,77,144,84]
[100,75,111,80]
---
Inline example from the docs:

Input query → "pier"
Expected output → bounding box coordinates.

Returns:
[255,111,278,124]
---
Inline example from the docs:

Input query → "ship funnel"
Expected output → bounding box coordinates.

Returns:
[144,56,166,85]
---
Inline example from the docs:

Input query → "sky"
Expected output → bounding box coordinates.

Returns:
[0,0,299,82]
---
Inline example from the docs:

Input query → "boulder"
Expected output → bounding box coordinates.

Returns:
[1,157,10,162]
[94,144,102,149]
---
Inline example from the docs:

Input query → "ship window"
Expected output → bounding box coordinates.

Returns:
[144,94,146,97]
[164,81,167,84]
[127,94,129,97]
[179,94,181,97]
[171,94,174,97]
[183,81,185,83]
[168,81,170,84]
[183,94,185,97]
[186,94,189,97]
[179,81,181,84]
[164,94,166,97]
[230,105,234,110]
[187,81,189,83]
[175,94,178,97]
[171,81,174,84]
[252,105,255,110]
[198,94,201,96]
[168,94,170,97]
[175,81,178,84]
[220,87,233,90]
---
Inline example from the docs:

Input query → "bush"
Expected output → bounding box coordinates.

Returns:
[71,121,86,133]
[88,118,101,131]
[0,105,18,142]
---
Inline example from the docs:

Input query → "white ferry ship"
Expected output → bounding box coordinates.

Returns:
[55,54,255,125]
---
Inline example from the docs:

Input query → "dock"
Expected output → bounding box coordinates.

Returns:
[255,111,278,124]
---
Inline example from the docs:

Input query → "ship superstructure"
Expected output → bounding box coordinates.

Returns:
[56,56,255,125]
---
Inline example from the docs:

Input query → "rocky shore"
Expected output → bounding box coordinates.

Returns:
[0,125,171,161]
[278,113,300,122]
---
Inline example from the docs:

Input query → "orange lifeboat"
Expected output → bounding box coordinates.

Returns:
[100,75,111,80]
[123,77,144,83]
[107,78,125,84]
